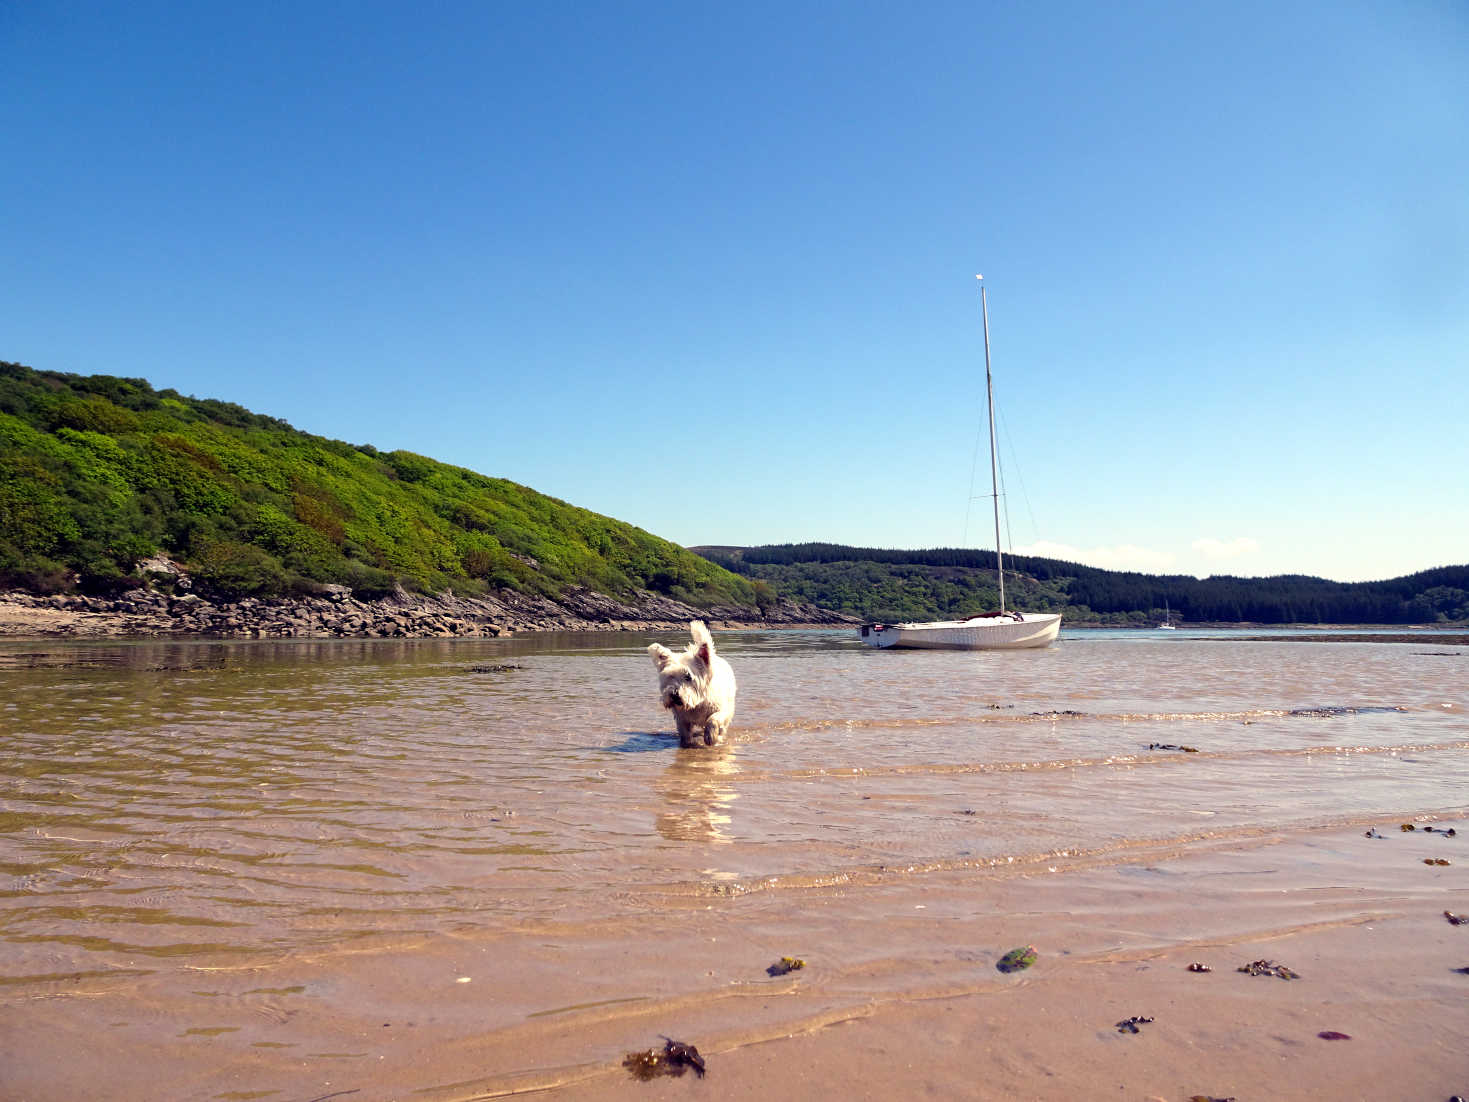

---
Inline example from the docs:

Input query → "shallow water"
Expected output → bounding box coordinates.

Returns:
[3,627,1465,989]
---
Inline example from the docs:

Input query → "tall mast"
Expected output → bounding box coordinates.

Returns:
[979,276,1005,612]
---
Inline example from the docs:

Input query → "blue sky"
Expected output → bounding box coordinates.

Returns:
[4,1,1465,583]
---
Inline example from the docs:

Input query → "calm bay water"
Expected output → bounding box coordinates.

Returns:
[2,626,1466,992]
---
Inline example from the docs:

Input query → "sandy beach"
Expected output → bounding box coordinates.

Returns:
[0,630,1464,1100]
[546,828,1469,1102]
[5,823,1465,1101]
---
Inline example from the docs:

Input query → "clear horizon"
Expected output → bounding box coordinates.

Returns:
[4,2,1465,585]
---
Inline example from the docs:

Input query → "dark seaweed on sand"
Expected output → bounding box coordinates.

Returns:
[623,1038,706,1080]
[1238,959,1300,979]
[996,946,1037,973]
[623,1049,664,1080]
[661,1039,705,1077]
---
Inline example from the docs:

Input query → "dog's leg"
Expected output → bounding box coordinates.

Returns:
[708,708,733,746]
[675,712,697,749]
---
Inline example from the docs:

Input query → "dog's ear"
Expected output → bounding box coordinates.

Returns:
[648,643,674,670]
[689,621,715,666]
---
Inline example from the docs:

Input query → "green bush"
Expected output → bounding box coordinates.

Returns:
[191,540,287,598]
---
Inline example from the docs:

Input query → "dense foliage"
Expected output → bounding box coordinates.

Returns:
[697,544,1469,625]
[0,361,755,606]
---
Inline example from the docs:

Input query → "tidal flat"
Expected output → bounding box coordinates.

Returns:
[1,629,1465,1100]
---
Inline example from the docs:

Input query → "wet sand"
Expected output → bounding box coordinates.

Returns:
[6,823,1466,1101]
[544,828,1469,1102]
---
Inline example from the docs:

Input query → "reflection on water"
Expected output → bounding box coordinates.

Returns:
[656,742,740,845]
[0,629,1465,987]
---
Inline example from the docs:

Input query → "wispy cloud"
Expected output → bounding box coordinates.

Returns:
[1191,537,1261,560]
[1014,540,1177,573]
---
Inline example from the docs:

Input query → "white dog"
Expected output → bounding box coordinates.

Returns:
[648,621,737,748]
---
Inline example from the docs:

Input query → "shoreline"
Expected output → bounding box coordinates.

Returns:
[0,586,858,640]
[1,589,1457,642]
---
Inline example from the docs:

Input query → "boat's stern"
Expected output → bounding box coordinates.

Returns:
[859,623,900,648]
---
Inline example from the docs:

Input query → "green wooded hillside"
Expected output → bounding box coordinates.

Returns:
[696,543,1469,625]
[0,361,754,606]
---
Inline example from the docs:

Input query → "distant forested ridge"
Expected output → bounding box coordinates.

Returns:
[694,543,1469,626]
[0,360,755,608]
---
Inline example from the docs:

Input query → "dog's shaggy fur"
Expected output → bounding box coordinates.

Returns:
[648,620,737,748]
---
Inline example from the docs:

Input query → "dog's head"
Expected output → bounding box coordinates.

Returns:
[648,620,717,712]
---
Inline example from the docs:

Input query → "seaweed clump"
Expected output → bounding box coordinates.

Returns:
[996,946,1038,973]
[623,1038,706,1080]
[1238,959,1300,979]
[766,956,805,977]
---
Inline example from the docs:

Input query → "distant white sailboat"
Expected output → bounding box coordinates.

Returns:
[860,278,1062,651]
[1158,600,1176,630]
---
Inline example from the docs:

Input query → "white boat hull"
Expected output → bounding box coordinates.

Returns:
[860,612,1062,650]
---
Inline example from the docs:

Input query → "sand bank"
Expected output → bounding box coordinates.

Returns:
[1228,633,1469,645]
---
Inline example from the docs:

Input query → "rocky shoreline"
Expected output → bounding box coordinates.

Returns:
[0,583,859,640]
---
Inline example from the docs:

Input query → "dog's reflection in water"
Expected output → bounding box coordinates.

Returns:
[656,742,740,844]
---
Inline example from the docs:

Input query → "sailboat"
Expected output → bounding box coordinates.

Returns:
[860,278,1063,650]
[1158,600,1176,630]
